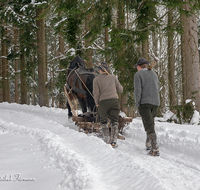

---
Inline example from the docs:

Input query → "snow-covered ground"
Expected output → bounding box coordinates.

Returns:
[0,102,200,190]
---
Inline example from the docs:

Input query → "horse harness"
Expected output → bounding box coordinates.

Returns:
[66,67,97,97]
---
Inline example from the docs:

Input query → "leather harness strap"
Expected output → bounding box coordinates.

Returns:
[66,68,96,97]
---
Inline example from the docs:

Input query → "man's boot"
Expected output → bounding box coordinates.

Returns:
[110,124,118,148]
[146,133,151,150]
[148,133,160,156]
[101,124,110,144]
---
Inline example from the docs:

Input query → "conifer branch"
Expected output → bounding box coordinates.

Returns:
[138,7,174,32]
[137,0,146,13]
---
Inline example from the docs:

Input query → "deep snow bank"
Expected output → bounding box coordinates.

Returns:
[124,118,200,162]
[0,120,90,190]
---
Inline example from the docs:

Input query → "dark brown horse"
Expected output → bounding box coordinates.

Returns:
[65,55,97,118]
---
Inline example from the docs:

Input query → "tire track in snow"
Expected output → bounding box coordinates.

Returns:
[0,120,91,190]
[0,103,167,190]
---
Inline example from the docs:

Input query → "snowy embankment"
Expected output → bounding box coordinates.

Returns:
[125,118,200,161]
[0,102,200,190]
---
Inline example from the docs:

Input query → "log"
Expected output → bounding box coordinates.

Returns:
[72,113,132,140]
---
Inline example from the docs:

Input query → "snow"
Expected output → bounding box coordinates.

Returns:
[54,17,68,27]
[190,110,200,125]
[0,102,200,190]
[186,99,192,104]
[162,110,177,121]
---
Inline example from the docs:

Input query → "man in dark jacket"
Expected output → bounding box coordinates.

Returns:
[93,62,123,148]
[134,57,160,156]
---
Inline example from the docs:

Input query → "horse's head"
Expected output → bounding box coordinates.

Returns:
[68,55,85,70]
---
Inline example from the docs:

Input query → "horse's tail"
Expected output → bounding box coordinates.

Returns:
[86,74,96,112]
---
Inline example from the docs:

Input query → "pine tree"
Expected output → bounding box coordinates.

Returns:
[0,0,38,104]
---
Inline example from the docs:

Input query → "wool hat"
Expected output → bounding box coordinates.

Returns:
[97,62,109,72]
[134,57,150,68]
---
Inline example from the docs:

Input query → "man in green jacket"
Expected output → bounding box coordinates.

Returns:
[93,62,123,148]
[134,57,160,156]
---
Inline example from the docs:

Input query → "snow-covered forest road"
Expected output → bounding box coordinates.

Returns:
[0,103,200,190]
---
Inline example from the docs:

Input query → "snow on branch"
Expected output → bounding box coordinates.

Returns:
[5,6,29,23]
[20,1,47,11]
[29,76,38,87]
[31,0,47,6]
[93,42,104,50]
[0,56,8,59]
[48,55,66,63]
[55,17,68,27]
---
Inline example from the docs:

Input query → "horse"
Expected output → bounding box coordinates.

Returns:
[65,55,97,118]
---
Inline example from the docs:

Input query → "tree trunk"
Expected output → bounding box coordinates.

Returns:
[181,2,200,112]
[59,35,65,60]
[58,35,65,108]
[36,8,46,107]
[45,23,48,107]
[2,23,9,102]
[20,52,27,104]
[85,15,93,68]
[105,28,109,62]
[158,33,166,116]
[117,1,129,115]
[117,2,125,30]
[51,62,55,107]
[19,29,27,104]
[14,27,19,103]
[168,9,176,109]
[0,39,3,102]
[142,39,149,60]
[32,56,37,106]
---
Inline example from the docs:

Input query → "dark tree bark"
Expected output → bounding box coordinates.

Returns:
[181,2,200,112]
[2,22,9,102]
[36,8,46,107]
[168,9,176,109]
[20,43,27,104]
[14,27,19,103]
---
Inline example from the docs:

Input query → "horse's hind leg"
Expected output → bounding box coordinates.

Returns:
[66,101,73,118]
[77,96,87,113]
[86,75,96,112]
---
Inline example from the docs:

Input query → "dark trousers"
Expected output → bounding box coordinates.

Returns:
[138,104,158,135]
[98,99,120,126]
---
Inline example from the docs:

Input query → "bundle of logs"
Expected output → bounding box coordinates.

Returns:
[72,112,132,140]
